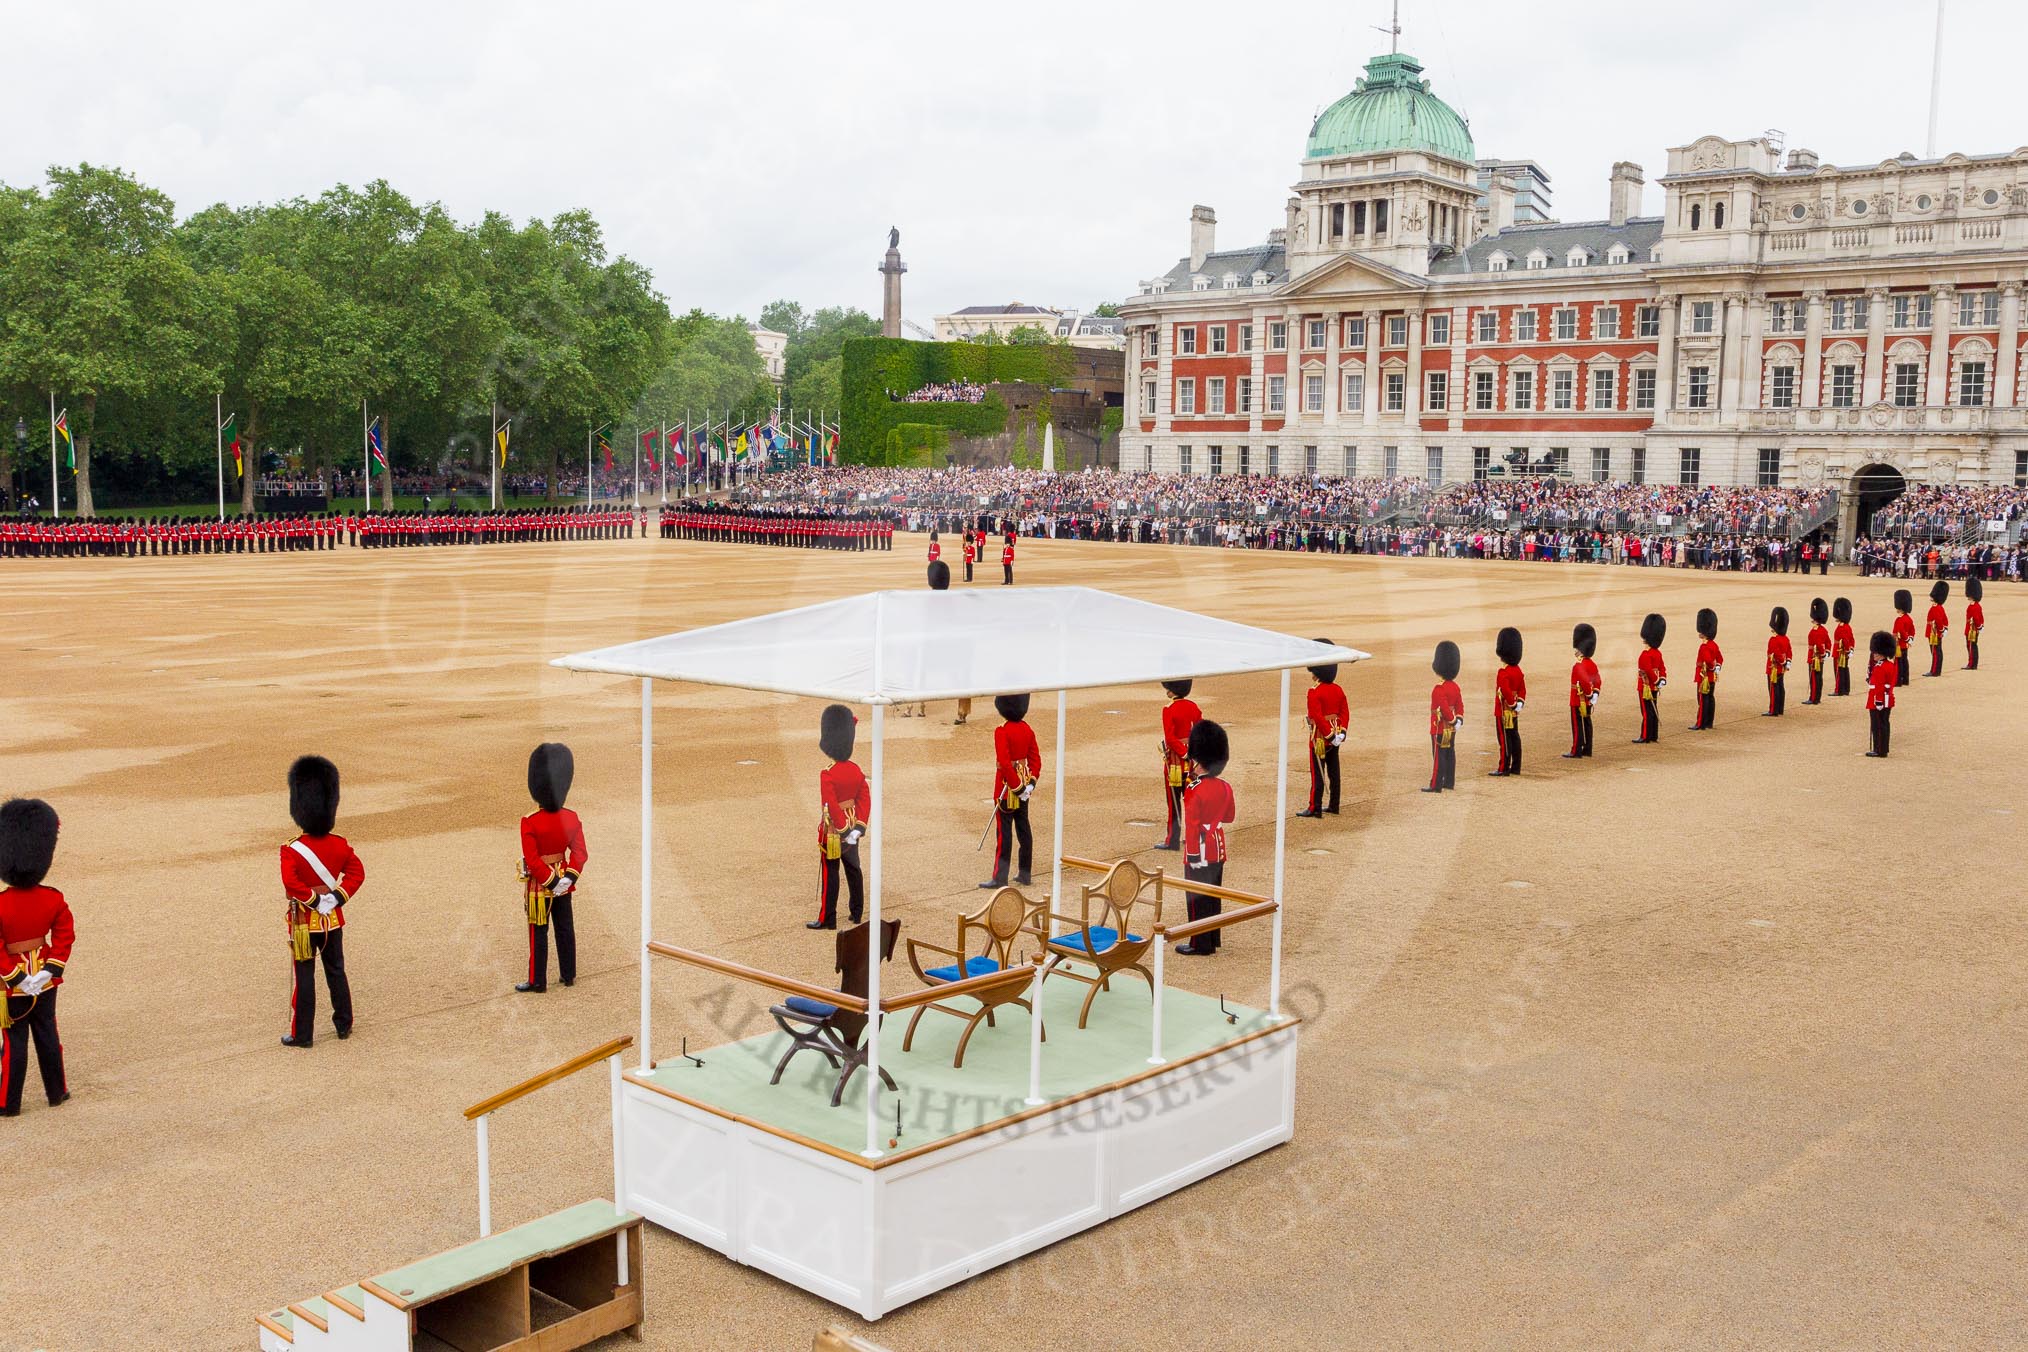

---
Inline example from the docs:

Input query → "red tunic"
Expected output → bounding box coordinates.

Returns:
[1305,682,1349,739]
[519,808,588,888]
[1766,633,1792,680]
[1966,601,1984,638]
[818,760,870,843]
[1182,774,1235,864]
[1638,648,1667,698]
[1493,665,1526,724]
[1925,603,1949,645]
[993,719,1042,801]
[1569,657,1600,707]
[1892,613,1916,656]
[280,833,365,935]
[1865,658,1896,710]
[1695,639,1723,692]
[1833,623,1855,663]
[0,884,76,990]
[1162,696,1202,762]
[1806,624,1831,671]
[1429,679,1464,735]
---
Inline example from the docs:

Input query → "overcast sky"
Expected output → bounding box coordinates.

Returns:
[6,1,2024,330]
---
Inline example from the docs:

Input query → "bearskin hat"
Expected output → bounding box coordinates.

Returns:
[1695,608,1718,640]
[288,755,340,837]
[1307,638,1338,684]
[1869,629,1897,660]
[1495,626,1523,666]
[1641,613,1668,648]
[1967,575,1984,603]
[527,743,574,813]
[927,559,950,590]
[1809,597,1829,624]
[994,693,1032,722]
[1187,719,1229,777]
[1572,623,1597,659]
[1769,606,1789,636]
[1930,579,1949,605]
[1161,679,1194,698]
[1833,597,1853,624]
[0,798,60,890]
[819,704,856,761]
[929,529,939,542]
[1894,588,1912,614]
[1432,640,1462,681]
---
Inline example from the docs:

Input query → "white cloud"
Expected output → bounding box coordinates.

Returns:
[4,0,2022,326]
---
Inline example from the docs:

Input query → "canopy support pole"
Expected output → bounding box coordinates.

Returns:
[863,700,886,1158]
[1270,668,1289,1018]
[639,679,653,1072]
[1026,688,1066,1106]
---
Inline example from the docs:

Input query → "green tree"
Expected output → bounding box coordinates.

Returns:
[782,305,877,406]
[1093,301,1121,317]
[0,164,210,515]
[1005,323,1054,347]
[759,299,805,337]
[632,311,766,446]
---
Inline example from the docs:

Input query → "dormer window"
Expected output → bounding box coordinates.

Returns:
[1251,271,1271,287]
[1152,278,1170,294]
[1566,246,1591,268]
[1525,249,1549,270]
[1221,273,1239,289]
[1607,243,1631,265]
[1190,275,1210,292]
[1487,251,1510,272]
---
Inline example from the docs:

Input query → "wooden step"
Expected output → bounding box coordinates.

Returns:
[360,1199,635,1311]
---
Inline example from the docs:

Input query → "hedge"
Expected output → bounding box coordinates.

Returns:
[840,337,1076,465]
[883,423,952,468]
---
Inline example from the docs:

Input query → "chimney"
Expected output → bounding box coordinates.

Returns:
[1189,205,1217,272]
[1785,148,1819,172]
[1488,175,1517,234]
[1608,161,1644,228]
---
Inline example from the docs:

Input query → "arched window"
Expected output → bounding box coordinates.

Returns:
[1690,203,1702,231]
[1714,202,1726,230]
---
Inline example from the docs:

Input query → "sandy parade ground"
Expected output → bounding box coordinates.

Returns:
[3,531,2024,1351]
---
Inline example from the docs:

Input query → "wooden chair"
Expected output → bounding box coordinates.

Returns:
[769,919,900,1107]
[1033,859,1164,1029]
[902,886,1046,1067]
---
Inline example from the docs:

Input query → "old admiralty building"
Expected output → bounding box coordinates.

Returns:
[1115,51,2028,541]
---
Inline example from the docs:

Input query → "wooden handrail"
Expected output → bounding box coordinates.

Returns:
[1060,854,1117,875]
[1163,878,1271,907]
[464,1035,633,1120]
[646,941,869,1013]
[1159,899,1278,942]
[880,962,1038,1013]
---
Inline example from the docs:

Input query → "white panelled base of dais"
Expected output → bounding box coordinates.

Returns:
[622,1022,1298,1320]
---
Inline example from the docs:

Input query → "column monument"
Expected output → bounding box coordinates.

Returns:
[879,226,907,338]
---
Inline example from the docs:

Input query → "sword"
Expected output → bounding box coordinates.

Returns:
[976,803,999,852]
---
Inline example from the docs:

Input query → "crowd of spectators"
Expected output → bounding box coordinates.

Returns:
[1864,483,2028,539]
[889,381,987,404]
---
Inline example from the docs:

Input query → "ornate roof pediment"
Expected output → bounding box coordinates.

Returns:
[1276,251,1428,300]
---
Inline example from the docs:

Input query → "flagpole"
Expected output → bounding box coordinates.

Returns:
[658,418,667,504]
[490,401,499,510]
[632,425,639,509]
[362,396,371,515]
[48,391,59,519]
[217,392,226,522]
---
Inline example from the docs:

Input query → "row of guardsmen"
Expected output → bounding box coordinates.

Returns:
[661,503,893,549]
[0,505,640,557]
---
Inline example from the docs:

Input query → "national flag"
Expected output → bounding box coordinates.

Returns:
[668,425,687,467]
[598,432,614,473]
[640,429,658,474]
[55,409,73,473]
[222,413,244,478]
[366,417,386,471]
[495,421,511,467]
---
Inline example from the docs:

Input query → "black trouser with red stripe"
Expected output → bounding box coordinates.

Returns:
[2,990,65,1111]
[815,843,863,927]
[1568,705,1593,757]
[1693,688,1714,730]
[288,929,353,1043]
[989,798,1032,884]
[528,896,576,989]
[1928,642,1943,677]
[1869,707,1891,757]
[1967,634,1980,670]
[1806,662,1824,704]
[1495,718,1521,774]
[1428,732,1456,790]
[1637,692,1659,742]
[1307,742,1340,812]
[1768,672,1785,716]
[1896,651,1910,686]
[1183,859,1224,953]
[1834,660,1851,696]
[1162,773,1185,847]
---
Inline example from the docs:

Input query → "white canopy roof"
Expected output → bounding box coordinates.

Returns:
[552,586,1368,703]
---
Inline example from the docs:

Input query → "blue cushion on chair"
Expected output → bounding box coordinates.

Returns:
[924,955,1002,984]
[1048,926,1142,956]
[783,995,837,1019]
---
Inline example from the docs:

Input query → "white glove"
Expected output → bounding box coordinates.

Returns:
[1512,700,1525,713]
[18,971,53,997]
[1656,677,1668,688]
[843,827,864,846]
[1018,783,1035,802]
[1452,715,1465,728]
[1587,692,1599,707]
[1329,732,1346,747]
[1187,854,1205,870]
[315,893,340,915]
[549,873,575,896]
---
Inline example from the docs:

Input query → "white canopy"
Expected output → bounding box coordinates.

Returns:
[552,586,1368,703]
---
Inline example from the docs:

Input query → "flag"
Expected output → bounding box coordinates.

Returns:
[495,421,511,467]
[826,428,840,465]
[668,425,687,467]
[733,431,748,460]
[55,409,73,473]
[598,432,614,473]
[366,417,386,471]
[222,413,243,478]
[640,428,658,474]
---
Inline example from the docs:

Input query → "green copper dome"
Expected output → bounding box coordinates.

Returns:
[1305,53,1474,163]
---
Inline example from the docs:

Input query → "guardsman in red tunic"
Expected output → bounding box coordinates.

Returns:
[1001,531,1016,585]
[1564,623,1600,759]
[1634,613,1668,743]
[980,694,1040,889]
[1690,608,1721,731]
[279,756,362,1048]
[1156,679,1202,848]
[961,530,976,583]
[812,705,869,929]
[926,530,941,570]
[1175,720,1235,956]
[0,799,74,1116]
[1489,627,1526,776]
[518,744,588,992]
[1865,630,1897,757]
[1964,576,1984,670]
[1891,589,1915,687]
[1764,606,1793,716]
[1923,580,1950,678]
[1296,645,1349,816]
[1804,599,1831,705]
[1425,641,1464,792]
[1831,598,1856,696]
